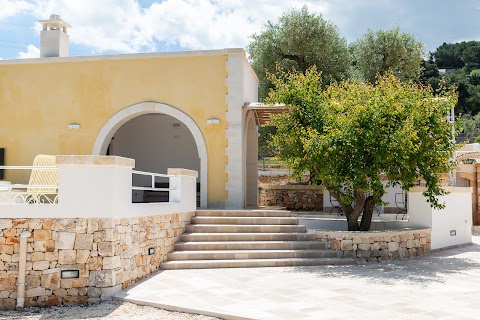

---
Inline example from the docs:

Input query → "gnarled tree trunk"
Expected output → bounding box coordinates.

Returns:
[331,190,378,231]
[332,190,366,231]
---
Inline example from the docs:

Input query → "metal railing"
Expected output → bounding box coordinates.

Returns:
[132,170,176,192]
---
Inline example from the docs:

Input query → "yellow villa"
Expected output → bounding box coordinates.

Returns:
[0,15,261,209]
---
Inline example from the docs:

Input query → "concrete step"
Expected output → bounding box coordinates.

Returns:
[167,249,341,261]
[195,210,292,217]
[160,258,355,270]
[185,224,306,233]
[191,216,299,225]
[174,240,327,251]
[179,232,316,242]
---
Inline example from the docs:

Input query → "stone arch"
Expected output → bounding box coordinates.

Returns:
[92,101,208,208]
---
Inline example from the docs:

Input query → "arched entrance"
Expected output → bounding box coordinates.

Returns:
[92,102,208,208]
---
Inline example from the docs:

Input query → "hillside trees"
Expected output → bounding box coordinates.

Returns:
[422,41,480,116]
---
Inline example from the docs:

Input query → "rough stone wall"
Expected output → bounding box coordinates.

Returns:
[313,229,431,263]
[0,212,193,310]
[259,185,323,211]
[473,226,480,236]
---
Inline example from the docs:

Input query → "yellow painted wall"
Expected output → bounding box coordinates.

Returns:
[0,54,228,202]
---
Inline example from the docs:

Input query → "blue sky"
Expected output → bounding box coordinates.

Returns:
[0,0,479,60]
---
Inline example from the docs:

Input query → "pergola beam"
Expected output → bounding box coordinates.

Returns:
[244,103,288,126]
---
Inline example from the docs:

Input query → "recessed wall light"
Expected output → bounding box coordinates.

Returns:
[148,248,155,255]
[67,123,80,129]
[61,270,79,279]
[207,118,220,125]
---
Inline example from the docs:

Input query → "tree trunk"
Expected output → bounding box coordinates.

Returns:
[331,190,366,231]
[346,213,360,231]
[360,196,375,231]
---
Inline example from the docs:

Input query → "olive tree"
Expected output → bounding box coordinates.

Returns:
[247,5,350,101]
[267,67,458,231]
[350,26,424,83]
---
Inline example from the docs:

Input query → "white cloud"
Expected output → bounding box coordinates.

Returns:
[139,0,328,50]
[0,0,33,19]
[17,44,40,58]
[0,0,330,54]
[1,0,478,58]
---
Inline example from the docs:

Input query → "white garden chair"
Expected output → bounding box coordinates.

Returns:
[0,154,58,204]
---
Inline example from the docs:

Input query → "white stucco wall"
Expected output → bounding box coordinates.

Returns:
[243,60,259,104]
[408,187,472,250]
[111,114,200,187]
[323,182,404,211]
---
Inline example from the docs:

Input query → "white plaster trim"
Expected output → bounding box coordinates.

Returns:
[0,48,246,65]
[92,102,208,208]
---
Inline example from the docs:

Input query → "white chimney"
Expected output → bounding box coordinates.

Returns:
[38,14,71,58]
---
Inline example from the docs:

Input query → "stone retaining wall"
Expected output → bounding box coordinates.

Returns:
[0,212,193,310]
[259,184,323,211]
[473,226,480,236]
[313,228,431,263]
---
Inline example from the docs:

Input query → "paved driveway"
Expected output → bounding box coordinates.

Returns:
[115,237,480,320]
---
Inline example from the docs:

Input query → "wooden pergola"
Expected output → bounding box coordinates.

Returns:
[244,103,288,126]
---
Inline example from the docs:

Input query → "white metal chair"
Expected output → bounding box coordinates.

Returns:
[395,191,407,220]
[0,154,58,204]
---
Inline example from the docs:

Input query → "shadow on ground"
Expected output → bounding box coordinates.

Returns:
[289,242,480,287]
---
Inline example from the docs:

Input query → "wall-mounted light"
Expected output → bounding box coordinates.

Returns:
[148,248,155,255]
[207,118,220,125]
[61,270,79,279]
[67,123,80,130]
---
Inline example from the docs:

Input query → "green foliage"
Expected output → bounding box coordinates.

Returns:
[419,55,441,91]
[267,67,458,231]
[350,26,424,83]
[456,113,480,141]
[445,68,480,115]
[462,45,480,72]
[247,5,350,101]
[258,126,277,158]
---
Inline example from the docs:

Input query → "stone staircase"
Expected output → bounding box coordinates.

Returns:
[160,210,355,269]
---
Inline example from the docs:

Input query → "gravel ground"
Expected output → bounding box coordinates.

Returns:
[0,300,220,320]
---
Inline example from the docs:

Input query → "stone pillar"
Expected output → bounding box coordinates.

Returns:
[225,50,246,209]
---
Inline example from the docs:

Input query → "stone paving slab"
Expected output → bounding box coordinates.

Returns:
[115,236,480,320]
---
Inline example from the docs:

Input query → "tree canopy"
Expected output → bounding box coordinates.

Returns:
[267,67,458,231]
[433,41,480,69]
[350,26,424,83]
[247,5,350,101]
